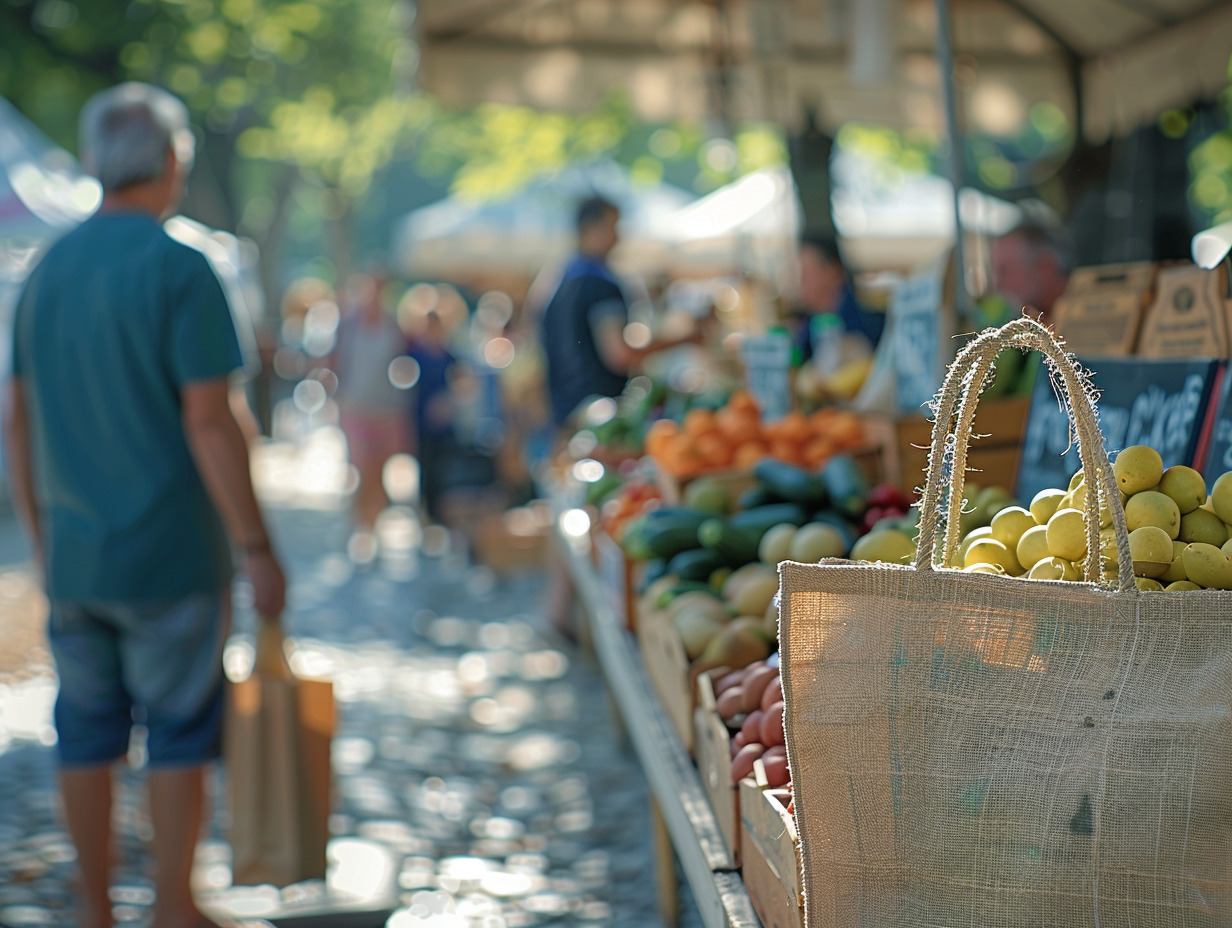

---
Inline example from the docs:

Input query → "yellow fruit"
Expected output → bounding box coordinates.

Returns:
[955,526,994,567]
[1113,446,1164,494]
[1160,540,1189,583]
[1068,469,1086,492]
[1123,490,1180,539]
[964,563,1004,575]
[964,538,1021,575]
[1165,580,1201,591]
[789,522,848,562]
[1210,472,1232,524]
[1159,465,1206,514]
[990,506,1036,549]
[1135,577,1164,591]
[1068,482,1089,513]
[1128,525,1174,579]
[1046,508,1088,562]
[1016,525,1051,571]
[1179,507,1227,547]
[1181,542,1232,590]
[1029,488,1067,525]
[1223,538,1232,558]
[850,529,916,565]
[758,523,798,565]
[1028,556,1080,581]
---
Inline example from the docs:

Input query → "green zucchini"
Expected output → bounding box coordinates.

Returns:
[753,459,830,508]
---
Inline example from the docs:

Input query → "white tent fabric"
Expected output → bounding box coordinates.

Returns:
[393,160,696,276]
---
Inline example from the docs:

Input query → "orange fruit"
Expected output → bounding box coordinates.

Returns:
[717,407,762,445]
[769,438,804,466]
[803,437,835,468]
[683,407,718,439]
[695,432,734,469]
[733,441,771,470]
[777,411,811,444]
[660,434,703,478]
[728,390,760,416]
[645,419,679,458]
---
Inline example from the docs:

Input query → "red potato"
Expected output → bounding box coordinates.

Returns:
[731,742,765,785]
[740,663,778,714]
[715,686,745,722]
[761,745,790,787]
[714,668,747,696]
[760,701,785,747]
[741,710,764,743]
[760,675,782,713]
[730,729,748,758]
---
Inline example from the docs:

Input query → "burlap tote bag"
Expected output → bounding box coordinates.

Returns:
[226,616,334,887]
[779,317,1232,928]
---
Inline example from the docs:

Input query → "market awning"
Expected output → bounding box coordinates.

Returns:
[414,0,1232,142]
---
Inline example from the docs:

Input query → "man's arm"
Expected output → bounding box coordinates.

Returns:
[1,378,42,566]
[181,377,285,617]
[592,314,704,375]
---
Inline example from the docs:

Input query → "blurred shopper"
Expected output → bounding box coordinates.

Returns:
[539,196,700,638]
[990,209,1074,322]
[793,233,884,362]
[402,305,458,523]
[333,271,411,536]
[540,196,700,429]
[2,83,285,928]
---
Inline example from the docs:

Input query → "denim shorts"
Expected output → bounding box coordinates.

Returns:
[48,592,229,769]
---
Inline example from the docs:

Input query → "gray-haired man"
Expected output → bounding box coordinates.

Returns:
[4,83,285,928]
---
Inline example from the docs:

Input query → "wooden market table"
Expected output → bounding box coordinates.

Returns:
[557,525,762,928]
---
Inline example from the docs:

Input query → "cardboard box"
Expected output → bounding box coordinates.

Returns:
[740,778,803,928]
[694,670,740,869]
[1052,262,1157,356]
[637,606,696,753]
[592,529,639,633]
[866,395,1031,496]
[470,502,552,574]
[1137,262,1232,359]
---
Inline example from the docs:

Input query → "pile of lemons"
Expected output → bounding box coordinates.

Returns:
[958,445,1232,590]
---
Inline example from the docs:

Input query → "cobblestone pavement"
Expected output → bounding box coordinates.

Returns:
[0,435,705,928]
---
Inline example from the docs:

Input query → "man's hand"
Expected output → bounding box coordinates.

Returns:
[247,548,286,618]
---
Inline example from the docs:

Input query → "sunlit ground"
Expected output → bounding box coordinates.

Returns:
[0,416,670,928]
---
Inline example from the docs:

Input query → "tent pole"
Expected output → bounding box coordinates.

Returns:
[934,0,970,318]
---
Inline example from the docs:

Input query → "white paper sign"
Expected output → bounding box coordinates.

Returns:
[741,333,794,423]
[891,274,943,414]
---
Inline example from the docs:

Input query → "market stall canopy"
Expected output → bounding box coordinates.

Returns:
[393,160,696,277]
[0,96,100,273]
[414,0,1232,142]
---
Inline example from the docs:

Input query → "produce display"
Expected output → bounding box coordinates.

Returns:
[934,446,1232,591]
[644,391,866,479]
[711,659,790,788]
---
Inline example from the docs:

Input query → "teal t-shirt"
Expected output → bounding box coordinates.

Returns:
[12,211,244,603]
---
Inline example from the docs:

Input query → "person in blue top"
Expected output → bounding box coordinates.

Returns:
[539,196,700,429]
[3,83,286,928]
[792,233,884,363]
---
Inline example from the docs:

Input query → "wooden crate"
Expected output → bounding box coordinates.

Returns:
[636,606,696,753]
[694,669,740,868]
[864,395,1031,496]
[740,777,803,928]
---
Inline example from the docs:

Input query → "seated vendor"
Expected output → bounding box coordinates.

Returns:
[791,233,884,364]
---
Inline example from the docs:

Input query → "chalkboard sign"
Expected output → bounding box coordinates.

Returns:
[741,332,793,423]
[1198,365,1232,479]
[892,273,944,414]
[1016,357,1220,501]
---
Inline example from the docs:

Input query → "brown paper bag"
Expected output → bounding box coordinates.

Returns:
[780,317,1232,928]
[226,617,334,887]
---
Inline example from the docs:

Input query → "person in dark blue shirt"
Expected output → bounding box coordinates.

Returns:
[540,196,700,429]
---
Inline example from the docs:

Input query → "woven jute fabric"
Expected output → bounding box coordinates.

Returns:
[779,318,1232,927]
